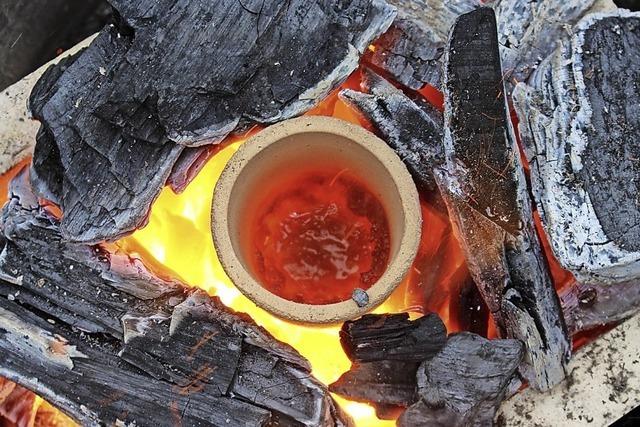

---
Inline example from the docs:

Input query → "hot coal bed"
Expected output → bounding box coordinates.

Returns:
[1,0,640,426]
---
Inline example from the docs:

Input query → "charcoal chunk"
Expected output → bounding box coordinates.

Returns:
[514,10,640,285]
[438,7,570,391]
[340,313,447,362]
[29,0,396,243]
[398,333,523,427]
[340,69,444,195]
[330,360,419,408]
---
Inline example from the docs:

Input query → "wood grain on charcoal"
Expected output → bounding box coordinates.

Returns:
[0,36,96,176]
[29,0,396,244]
[438,7,570,391]
[331,314,523,425]
[330,313,445,418]
[513,10,640,286]
[399,333,523,427]
[364,0,482,89]
[494,0,616,93]
[339,312,447,362]
[0,170,350,427]
[339,70,444,195]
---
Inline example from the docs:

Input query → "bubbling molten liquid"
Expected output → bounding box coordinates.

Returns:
[248,167,390,305]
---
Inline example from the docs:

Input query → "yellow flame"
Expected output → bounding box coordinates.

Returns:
[117,135,409,426]
[115,74,414,425]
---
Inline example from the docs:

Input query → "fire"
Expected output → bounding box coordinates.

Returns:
[0,71,470,426]
[116,72,407,426]
[115,71,476,426]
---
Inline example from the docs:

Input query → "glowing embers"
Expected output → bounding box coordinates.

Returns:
[247,166,390,305]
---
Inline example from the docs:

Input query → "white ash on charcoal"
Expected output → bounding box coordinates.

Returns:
[513,10,640,288]
[437,7,570,391]
[339,69,444,196]
[365,0,616,93]
[494,0,616,93]
[398,333,523,427]
[0,170,351,427]
[28,0,396,244]
[330,313,523,425]
[364,0,482,89]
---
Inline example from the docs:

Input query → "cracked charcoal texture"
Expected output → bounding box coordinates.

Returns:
[495,0,616,93]
[331,313,445,417]
[340,312,447,362]
[364,0,483,89]
[0,170,350,427]
[579,16,640,252]
[339,69,444,196]
[439,7,570,391]
[513,11,640,285]
[398,333,523,427]
[28,0,396,243]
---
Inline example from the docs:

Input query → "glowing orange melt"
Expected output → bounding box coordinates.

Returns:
[117,141,401,425]
[117,75,405,426]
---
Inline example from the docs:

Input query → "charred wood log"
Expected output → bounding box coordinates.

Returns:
[513,10,640,286]
[364,0,483,89]
[0,170,350,427]
[330,313,445,416]
[339,313,447,362]
[437,7,570,391]
[28,0,396,244]
[495,0,616,93]
[561,279,640,334]
[398,333,523,427]
[339,70,444,196]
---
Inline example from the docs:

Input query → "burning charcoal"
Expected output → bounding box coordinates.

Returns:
[561,279,640,334]
[451,273,490,337]
[166,145,220,194]
[28,0,396,243]
[437,7,570,391]
[339,70,444,195]
[398,333,523,427]
[0,378,16,404]
[495,0,617,93]
[513,10,640,287]
[0,173,349,426]
[364,0,483,89]
[330,360,420,409]
[332,312,446,417]
[340,313,447,362]
[232,345,352,425]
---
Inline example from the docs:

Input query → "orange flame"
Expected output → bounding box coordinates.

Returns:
[117,72,407,426]
[115,70,476,425]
